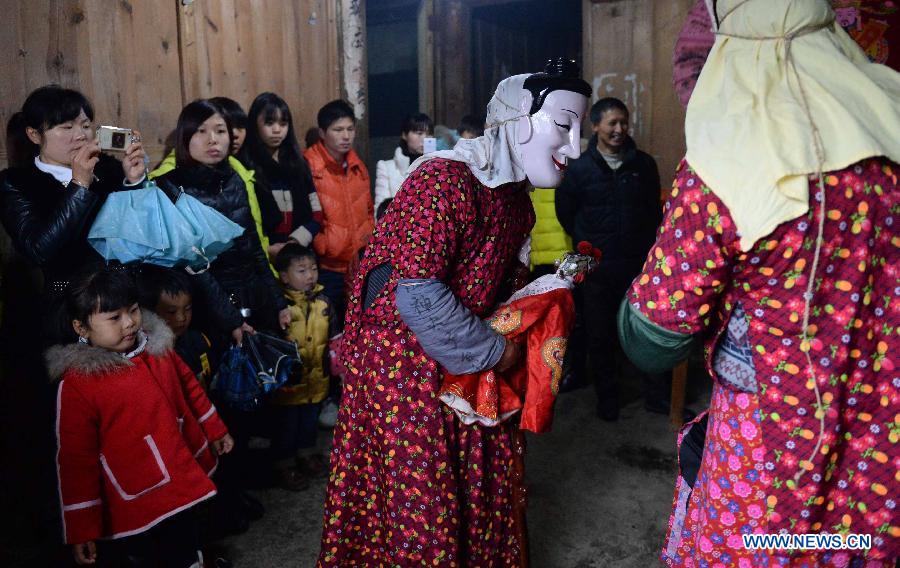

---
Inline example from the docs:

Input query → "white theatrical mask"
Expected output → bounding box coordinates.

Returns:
[515,89,588,189]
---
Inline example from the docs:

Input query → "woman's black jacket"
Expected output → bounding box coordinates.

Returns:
[0,155,246,334]
[0,154,127,285]
[154,162,287,328]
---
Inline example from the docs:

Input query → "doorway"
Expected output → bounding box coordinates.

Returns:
[470,0,582,114]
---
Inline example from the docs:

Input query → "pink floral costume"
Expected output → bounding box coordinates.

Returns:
[620,158,898,566]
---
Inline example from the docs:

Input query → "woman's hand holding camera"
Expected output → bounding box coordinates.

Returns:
[70,141,101,189]
[121,129,146,184]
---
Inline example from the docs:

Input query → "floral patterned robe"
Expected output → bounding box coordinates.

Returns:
[318,158,534,567]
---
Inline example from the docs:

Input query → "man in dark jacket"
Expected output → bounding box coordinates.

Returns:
[556,97,665,421]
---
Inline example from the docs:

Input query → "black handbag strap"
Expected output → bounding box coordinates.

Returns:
[254,332,301,357]
[241,334,267,373]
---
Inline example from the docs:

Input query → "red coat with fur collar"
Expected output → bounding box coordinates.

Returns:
[46,312,228,544]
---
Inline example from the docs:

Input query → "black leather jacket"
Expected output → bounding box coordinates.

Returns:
[155,163,287,330]
[0,154,143,283]
[0,156,155,351]
[0,155,245,334]
[0,154,125,285]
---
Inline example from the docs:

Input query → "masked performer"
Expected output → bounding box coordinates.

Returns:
[318,59,590,567]
[619,1,900,565]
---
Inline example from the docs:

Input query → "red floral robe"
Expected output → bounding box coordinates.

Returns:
[318,158,534,567]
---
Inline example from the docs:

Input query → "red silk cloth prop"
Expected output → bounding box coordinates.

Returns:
[439,286,575,433]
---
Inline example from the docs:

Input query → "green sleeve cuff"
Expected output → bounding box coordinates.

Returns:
[617,300,696,374]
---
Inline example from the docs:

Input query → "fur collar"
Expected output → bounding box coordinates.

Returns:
[45,311,175,380]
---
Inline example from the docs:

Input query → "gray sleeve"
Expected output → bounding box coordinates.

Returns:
[395,278,506,375]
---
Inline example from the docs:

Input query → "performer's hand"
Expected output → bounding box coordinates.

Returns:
[493,338,522,373]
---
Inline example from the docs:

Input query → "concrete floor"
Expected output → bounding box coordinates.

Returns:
[221,385,705,567]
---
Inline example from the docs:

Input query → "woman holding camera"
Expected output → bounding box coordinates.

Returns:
[0,84,147,563]
[0,85,147,290]
[0,84,149,361]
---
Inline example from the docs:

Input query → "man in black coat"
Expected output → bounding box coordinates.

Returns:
[556,97,667,421]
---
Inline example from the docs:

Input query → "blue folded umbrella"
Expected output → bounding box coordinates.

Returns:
[173,189,245,267]
[88,182,243,270]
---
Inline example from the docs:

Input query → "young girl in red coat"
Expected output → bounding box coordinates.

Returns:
[47,264,234,567]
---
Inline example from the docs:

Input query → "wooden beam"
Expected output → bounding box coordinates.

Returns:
[418,0,435,116]
[340,0,369,163]
[433,0,471,127]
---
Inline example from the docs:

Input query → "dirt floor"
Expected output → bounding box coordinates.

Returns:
[221,374,709,567]
[0,357,708,567]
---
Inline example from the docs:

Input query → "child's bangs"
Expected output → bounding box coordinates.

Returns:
[273,242,317,272]
[82,269,139,315]
[92,284,138,315]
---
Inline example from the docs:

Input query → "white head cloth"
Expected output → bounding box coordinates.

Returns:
[407,74,531,188]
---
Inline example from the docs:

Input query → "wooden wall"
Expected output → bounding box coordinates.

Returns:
[429,0,583,132]
[583,0,695,192]
[470,0,581,121]
[432,0,472,129]
[0,0,344,168]
[2,0,696,182]
[421,0,693,192]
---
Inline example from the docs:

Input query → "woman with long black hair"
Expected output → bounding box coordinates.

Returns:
[153,99,290,335]
[239,92,321,259]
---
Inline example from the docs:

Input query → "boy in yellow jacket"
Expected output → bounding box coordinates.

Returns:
[270,243,336,491]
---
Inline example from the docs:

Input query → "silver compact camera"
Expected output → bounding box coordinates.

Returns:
[97,125,134,152]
